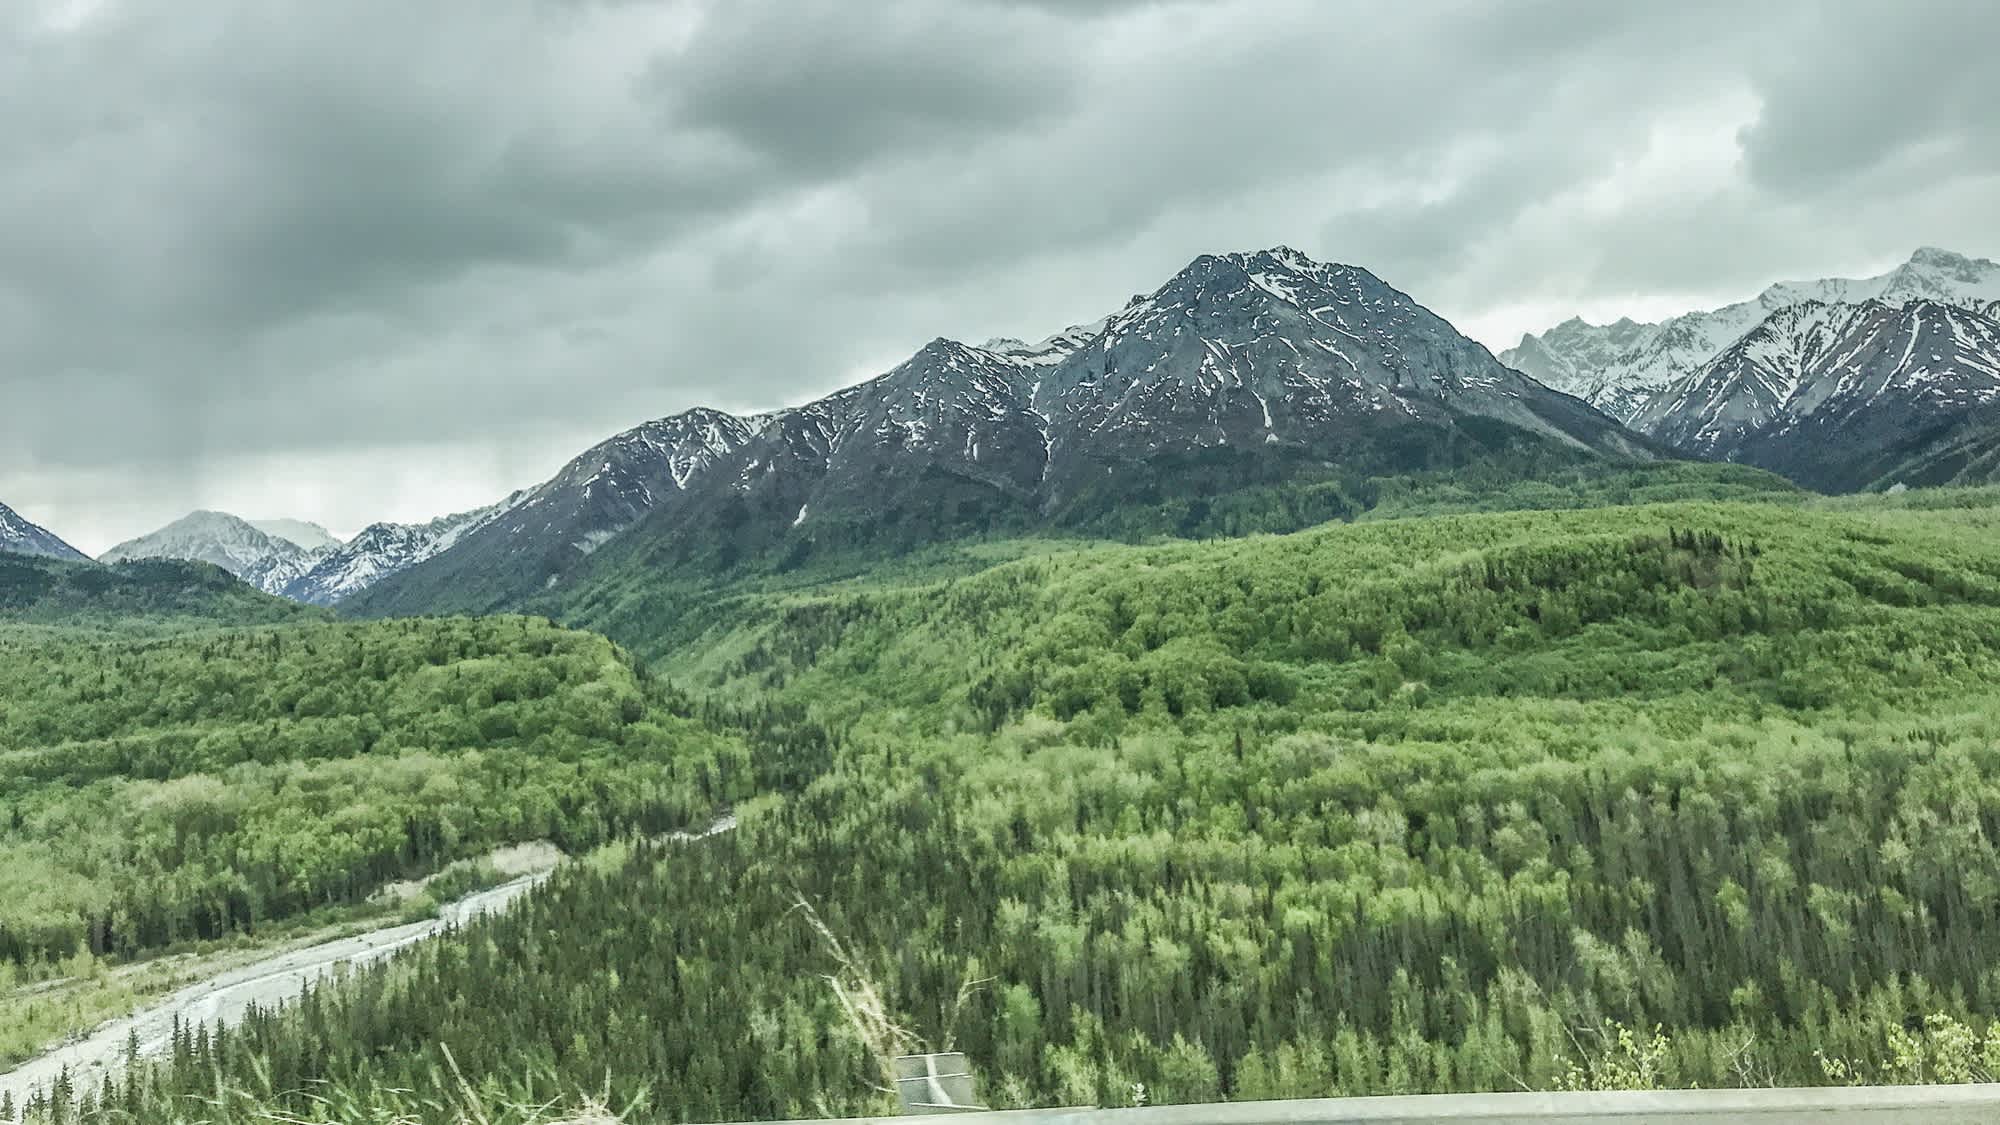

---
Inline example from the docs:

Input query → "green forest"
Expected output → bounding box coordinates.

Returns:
[17,490,2000,1122]
[0,617,748,988]
[0,555,315,631]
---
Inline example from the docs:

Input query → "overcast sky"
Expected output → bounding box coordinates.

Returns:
[4,0,1996,554]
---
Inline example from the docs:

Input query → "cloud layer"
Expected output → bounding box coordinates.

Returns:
[3,0,1996,552]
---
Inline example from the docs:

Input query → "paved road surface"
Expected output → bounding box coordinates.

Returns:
[0,871,549,1110]
[0,813,738,1112]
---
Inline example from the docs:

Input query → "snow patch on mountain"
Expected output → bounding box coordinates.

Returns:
[248,519,342,551]
[282,494,528,606]
[1632,298,2000,491]
[1504,247,2000,421]
[0,501,87,561]
[100,511,312,584]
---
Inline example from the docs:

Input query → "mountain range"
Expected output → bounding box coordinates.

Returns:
[276,497,527,606]
[1628,299,2000,491]
[347,412,763,614]
[102,511,328,580]
[13,244,2000,612]
[350,246,1652,616]
[79,500,532,607]
[1503,247,2000,422]
[1503,248,2000,493]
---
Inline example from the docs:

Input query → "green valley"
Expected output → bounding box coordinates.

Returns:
[0,613,747,1062]
[7,12,1994,1122]
[24,488,2000,1122]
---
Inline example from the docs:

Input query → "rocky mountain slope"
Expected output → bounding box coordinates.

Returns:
[1504,248,2000,421]
[1630,299,2000,492]
[96,504,528,607]
[0,501,87,561]
[99,511,321,592]
[709,246,1649,539]
[340,411,765,614]
[248,519,341,551]
[1029,248,1647,512]
[354,247,1651,616]
[277,495,527,606]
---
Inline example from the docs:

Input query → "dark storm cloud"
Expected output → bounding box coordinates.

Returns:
[1,0,1996,552]
[1736,0,2000,192]
[659,1,1087,177]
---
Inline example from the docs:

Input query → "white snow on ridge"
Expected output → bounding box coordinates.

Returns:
[1505,247,2000,421]
[283,491,529,606]
[1630,295,2000,462]
[101,511,309,582]
[248,519,342,551]
[0,501,87,561]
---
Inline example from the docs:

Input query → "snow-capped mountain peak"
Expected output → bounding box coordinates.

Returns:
[248,519,342,552]
[982,317,1109,367]
[99,510,355,597]
[0,500,87,561]
[1630,297,2000,491]
[278,493,528,606]
[336,406,779,613]
[101,511,303,576]
[1879,247,2000,303]
[353,244,1648,616]
[1504,247,2000,422]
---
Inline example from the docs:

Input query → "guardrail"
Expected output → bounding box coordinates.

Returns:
[714,1083,2000,1125]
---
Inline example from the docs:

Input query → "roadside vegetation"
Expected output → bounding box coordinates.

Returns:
[0,616,744,990]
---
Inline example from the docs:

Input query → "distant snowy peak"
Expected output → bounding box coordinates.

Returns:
[982,317,1110,367]
[0,501,87,561]
[342,406,775,612]
[248,519,342,551]
[97,503,517,605]
[1879,247,2000,304]
[1631,301,1882,457]
[282,494,527,606]
[100,510,308,581]
[1504,247,2000,420]
[1634,299,2000,491]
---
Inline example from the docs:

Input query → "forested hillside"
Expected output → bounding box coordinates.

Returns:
[0,555,313,630]
[539,460,1798,665]
[0,617,747,978]
[50,491,2000,1123]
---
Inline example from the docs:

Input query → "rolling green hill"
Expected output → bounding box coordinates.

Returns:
[0,616,747,980]
[526,460,1800,666]
[667,494,1999,729]
[0,554,314,631]
[63,489,2000,1123]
